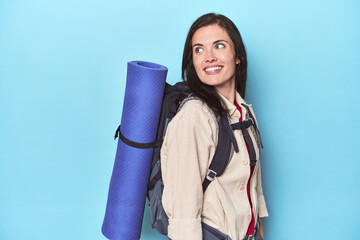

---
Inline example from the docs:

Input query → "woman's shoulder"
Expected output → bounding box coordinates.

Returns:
[175,97,215,122]
[165,97,218,135]
[164,97,218,146]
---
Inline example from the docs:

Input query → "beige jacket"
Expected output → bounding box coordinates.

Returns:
[161,91,268,240]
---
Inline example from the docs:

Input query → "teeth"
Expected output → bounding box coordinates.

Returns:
[205,66,222,72]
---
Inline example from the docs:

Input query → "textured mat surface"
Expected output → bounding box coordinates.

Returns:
[102,61,167,240]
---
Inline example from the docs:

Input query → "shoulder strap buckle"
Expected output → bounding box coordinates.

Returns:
[206,169,217,181]
[249,118,254,125]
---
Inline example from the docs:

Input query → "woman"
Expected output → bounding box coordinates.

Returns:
[161,13,268,240]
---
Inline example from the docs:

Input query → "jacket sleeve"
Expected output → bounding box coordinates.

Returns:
[256,161,269,218]
[247,105,269,218]
[160,111,216,240]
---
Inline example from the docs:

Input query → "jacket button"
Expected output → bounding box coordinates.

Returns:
[239,185,245,191]
[242,160,248,165]
[247,213,251,220]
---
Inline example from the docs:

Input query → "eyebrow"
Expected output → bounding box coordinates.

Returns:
[192,39,229,48]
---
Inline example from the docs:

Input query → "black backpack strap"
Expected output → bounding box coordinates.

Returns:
[202,112,238,192]
[241,104,263,149]
[114,125,163,149]
[203,104,263,191]
[231,118,257,166]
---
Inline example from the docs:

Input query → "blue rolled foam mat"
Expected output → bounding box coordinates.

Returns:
[102,61,167,240]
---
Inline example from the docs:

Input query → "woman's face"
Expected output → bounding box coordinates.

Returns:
[192,24,239,94]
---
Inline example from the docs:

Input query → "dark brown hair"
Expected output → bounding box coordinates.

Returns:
[182,13,247,116]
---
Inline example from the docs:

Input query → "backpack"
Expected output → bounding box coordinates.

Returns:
[115,81,262,236]
[145,81,262,236]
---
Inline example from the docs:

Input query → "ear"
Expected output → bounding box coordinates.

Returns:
[235,58,240,65]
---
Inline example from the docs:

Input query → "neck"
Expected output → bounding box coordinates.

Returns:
[215,83,236,104]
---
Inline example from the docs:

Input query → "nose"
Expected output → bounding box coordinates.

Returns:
[205,49,217,63]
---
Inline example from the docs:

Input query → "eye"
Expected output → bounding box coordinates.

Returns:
[195,47,204,53]
[215,43,225,49]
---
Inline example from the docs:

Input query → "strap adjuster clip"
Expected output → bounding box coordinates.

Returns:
[249,118,254,125]
[206,169,217,181]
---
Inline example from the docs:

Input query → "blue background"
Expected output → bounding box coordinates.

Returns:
[1,0,359,239]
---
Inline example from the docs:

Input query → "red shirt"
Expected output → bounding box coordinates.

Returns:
[235,101,255,235]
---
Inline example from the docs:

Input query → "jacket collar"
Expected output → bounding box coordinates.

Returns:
[218,91,248,118]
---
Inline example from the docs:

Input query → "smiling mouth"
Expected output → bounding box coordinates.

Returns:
[204,66,223,72]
